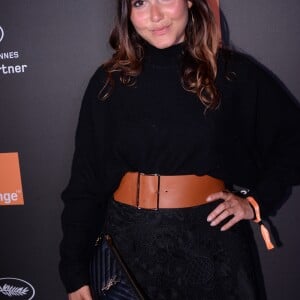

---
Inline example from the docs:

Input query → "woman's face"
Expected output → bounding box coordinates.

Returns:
[130,0,193,49]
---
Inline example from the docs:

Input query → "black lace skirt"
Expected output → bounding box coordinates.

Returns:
[103,199,266,300]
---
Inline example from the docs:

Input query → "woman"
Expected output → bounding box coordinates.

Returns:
[59,0,300,299]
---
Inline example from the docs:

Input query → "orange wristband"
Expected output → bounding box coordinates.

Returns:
[246,196,275,250]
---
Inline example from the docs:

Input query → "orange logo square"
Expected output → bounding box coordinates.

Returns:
[0,152,24,206]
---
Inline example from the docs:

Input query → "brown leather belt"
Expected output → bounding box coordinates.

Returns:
[113,172,225,210]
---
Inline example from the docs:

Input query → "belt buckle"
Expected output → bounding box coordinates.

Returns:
[136,173,160,210]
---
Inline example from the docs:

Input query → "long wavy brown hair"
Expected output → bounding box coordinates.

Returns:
[101,0,220,109]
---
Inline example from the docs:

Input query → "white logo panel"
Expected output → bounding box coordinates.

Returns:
[0,278,35,300]
[0,26,4,43]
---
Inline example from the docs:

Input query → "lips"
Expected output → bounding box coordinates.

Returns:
[151,25,170,35]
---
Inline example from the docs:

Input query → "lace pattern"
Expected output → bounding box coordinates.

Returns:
[102,199,266,300]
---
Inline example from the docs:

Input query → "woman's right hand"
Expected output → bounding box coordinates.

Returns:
[68,285,93,300]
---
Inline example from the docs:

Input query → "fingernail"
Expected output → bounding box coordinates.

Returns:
[206,197,211,202]
[207,216,212,222]
[210,221,216,226]
[220,227,225,231]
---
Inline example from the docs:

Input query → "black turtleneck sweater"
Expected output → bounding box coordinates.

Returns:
[59,44,300,292]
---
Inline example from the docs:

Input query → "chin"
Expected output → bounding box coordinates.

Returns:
[147,38,180,49]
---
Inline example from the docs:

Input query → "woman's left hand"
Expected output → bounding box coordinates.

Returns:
[206,191,254,231]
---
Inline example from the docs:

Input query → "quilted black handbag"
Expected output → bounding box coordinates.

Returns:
[90,234,145,300]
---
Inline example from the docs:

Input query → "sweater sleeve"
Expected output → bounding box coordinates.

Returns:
[59,67,108,293]
[252,66,300,217]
